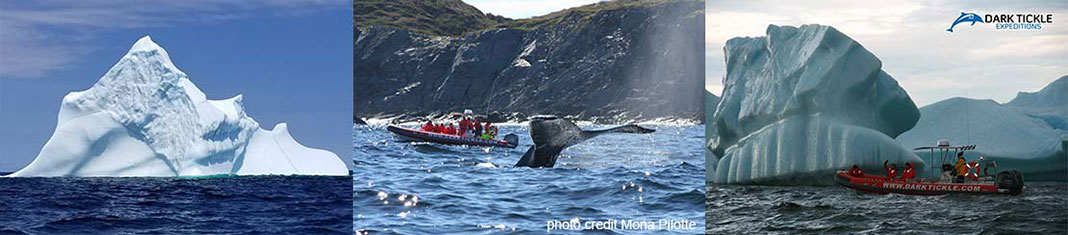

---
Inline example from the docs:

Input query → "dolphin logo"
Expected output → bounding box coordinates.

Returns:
[947,12,983,33]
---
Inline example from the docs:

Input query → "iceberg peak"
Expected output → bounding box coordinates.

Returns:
[130,36,161,53]
[124,35,182,76]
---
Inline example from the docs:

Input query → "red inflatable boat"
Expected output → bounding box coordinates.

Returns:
[387,125,519,148]
[833,170,1016,195]
[835,142,1024,196]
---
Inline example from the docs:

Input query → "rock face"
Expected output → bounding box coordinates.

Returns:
[897,76,1067,181]
[355,0,704,123]
[10,36,347,177]
[704,91,720,180]
[709,25,922,185]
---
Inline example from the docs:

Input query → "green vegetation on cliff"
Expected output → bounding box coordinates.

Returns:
[354,0,508,36]
[355,0,697,36]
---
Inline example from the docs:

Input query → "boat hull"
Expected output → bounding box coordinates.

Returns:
[386,125,518,148]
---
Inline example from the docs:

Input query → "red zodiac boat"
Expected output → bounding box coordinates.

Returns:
[387,125,519,148]
[835,141,1024,196]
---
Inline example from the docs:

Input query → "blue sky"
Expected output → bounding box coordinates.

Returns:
[706,0,1068,106]
[0,1,352,171]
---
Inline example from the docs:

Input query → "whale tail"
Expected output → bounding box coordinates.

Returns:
[514,116,655,168]
[946,28,953,33]
[580,124,656,139]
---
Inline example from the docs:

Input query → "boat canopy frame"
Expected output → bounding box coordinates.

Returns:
[912,142,997,179]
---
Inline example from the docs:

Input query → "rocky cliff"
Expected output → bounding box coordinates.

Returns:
[355,0,704,123]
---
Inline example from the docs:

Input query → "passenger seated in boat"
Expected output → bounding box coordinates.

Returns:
[473,120,483,137]
[899,163,916,181]
[422,121,435,132]
[954,152,967,183]
[981,156,996,177]
[848,165,863,177]
[447,124,457,135]
[485,123,497,139]
[884,160,898,179]
[480,125,497,140]
[436,124,447,133]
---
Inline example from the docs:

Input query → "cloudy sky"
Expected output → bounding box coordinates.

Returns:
[465,0,604,19]
[706,0,1068,107]
[0,1,351,171]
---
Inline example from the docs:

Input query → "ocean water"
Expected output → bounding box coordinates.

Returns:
[706,182,1068,234]
[353,124,705,234]
[0,176,351,234]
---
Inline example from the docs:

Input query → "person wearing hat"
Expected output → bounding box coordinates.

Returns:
[954,152,967,183]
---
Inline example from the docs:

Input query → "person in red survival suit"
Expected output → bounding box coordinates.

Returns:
[883,160,898,180]
[447,124,457,135]
[848,165,863,177]
[422,120,434,132]
[458,117,472,137]
[899,162,916,181]
[434,124,445,133]
[473,119,483,136]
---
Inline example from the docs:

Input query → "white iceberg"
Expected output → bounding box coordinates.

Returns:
[8,36,347,177]
[709,25,923,185]
[897,76,1067,181]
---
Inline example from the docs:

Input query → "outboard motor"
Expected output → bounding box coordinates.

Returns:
[996,170,1024,195]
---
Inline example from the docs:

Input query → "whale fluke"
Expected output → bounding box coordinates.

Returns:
[513,115,655,168]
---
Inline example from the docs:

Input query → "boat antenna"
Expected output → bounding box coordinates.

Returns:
[965,89,970,145]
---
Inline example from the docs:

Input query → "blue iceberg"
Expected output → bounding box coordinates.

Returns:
[709,24,923,185]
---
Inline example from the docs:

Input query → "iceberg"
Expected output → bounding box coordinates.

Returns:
[1007,76,1068,133]
[709,25,923,185]
[897,76,1067,181]
[8,36,347,177]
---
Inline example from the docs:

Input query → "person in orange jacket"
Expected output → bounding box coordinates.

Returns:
[954,152,967,182]
[447,124,457,135]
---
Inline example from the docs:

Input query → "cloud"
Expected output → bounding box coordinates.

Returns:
[0,0,346,79]
[706,0,1068,106]
[463,0,605,19]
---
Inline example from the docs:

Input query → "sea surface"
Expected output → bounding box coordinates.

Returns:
[353,124,706,234]
[0,176,351,234]
[706,182,1068,234]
